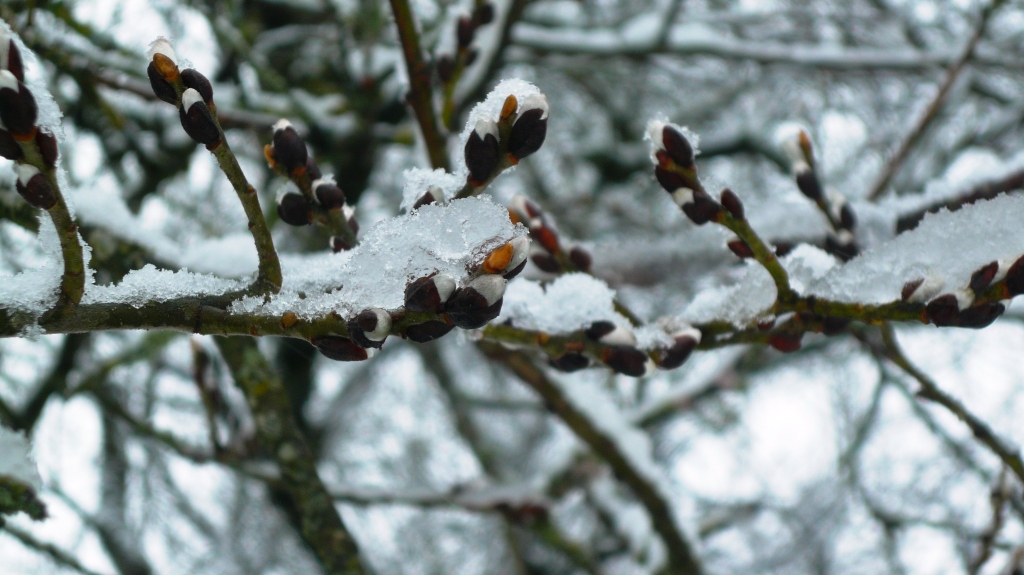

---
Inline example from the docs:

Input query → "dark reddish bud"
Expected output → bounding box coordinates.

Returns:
[35,129,57,168]
[529,222,559,254]
[474,3,495,25]
[682,193,722,225]
[0,71,37,138]
[277,192,310,226]
[305,158,322,181]
[347,308,391,348]
[661,125,694,168]
[585,321,636,346]
[413,191,436,210]
[901,278,924,302]
[180,68,214,105]
[969,261,999,294]
[147,62,177,104]
[768,332,802,353]
[15,165,55,210]
[0,128,21,160]
[958,303,1004,329]
[550,353,589,372]
[1006,255,1024,297]
[436,55,455,83]
[2,37,24,82]
[584,321,616,341]
[757,318,776,331]
[925,294,960,327]
[465,120,500,183]
[795,171,822,200]
[330,235,353,252]
[774,242,795,257]
[822,317,851,336]
[465,48,479,66]
[839,203,856,230]
[445,275,505,329]
[568,246,592,272]
[312,336,369,361]
[727,239,753,259]
[657,332,699,370]
[313,180,346,210]
[508,95,548,162]
[404,274,456,313]
[179,89,220,146]
[720,188,744,219]
[531,250,559,273]
[405,320,455,343]
[457,17,475,48]
[654,166,686,193]
[601,346,648,377]
[271,119,308,175]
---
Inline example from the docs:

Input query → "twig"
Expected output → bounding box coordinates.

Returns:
[1,524,109,575]
[969,468,1010,575]
[867,0,1007,201]
[895,168,1024,233]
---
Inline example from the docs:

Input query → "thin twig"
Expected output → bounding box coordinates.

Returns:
[1,524,109,575]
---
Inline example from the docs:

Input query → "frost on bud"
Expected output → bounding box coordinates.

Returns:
[969,261,999,294]
[413,187,439,210]
[313,179,346,210]
[277,192,310,226]
[504,236,530,279]
[35,130,57,168]
[1005,255,1024,297]
[550,352,589,372]
[657,327,701,370]
[270,119,308,175]
[925,294,960,327]
[601,346,648,377]
[179,88,220,146]
[0,30,25,82]
[508,94,548,163]
[720,188,744,220]
[15,164,55,210]
[312,336,370,362]
[405,274,456,313]
[465,119,499,184]
[0,70,37,138]
[0,128,22,160]
[457,16,475,48]
[406,320,456,343]
[180,69,214,106]
[445,275,506,329]
[584,321,636,347]
[568,245,592,272]
[901,276,943,303]
[958,302,1004,329]
[348,308,392,348]
[436,54,455,83]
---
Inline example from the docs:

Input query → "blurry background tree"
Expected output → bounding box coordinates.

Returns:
[2,0,1024,574]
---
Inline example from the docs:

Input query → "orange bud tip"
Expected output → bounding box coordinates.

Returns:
[500,95,518,121]
[483,242,515,274]
[263,144,277,168]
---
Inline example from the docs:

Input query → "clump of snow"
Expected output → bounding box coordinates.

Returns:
[231,196,523,318]
[808,194,1024,304]
[0,218,63,316]
[83,264,246,307]
[0,426,41,490]
[400,167,463,212]
[497,273,632,333]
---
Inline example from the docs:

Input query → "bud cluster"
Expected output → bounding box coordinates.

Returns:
[507,194,592,275]
[647,121,725,226]
[434,2,495,85]
[900,256,1024,329]
[464,93,548,188]
[145,38,223,150]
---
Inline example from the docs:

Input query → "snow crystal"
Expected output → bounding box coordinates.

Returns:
[0,426,41,490]
[231,196,523,318]
[83,264,246,307]
[497,273,632,333]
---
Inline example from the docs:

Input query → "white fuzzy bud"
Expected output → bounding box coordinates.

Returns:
[0,69,18,91]
[272,118,293,133]
[507,236,530,271]
[473,118,499,140]
[468,274,506,306]
[181,88,204,111]
[434,275,456,304]
[15,163,40,185]
[148,37,177,64]
[519,93,549,120]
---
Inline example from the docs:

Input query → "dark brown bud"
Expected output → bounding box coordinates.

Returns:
[330,235,353,252]
[277,192,310,226]
[347,308,391,348]
[35,129,57,168]
[180,68,214,105]
[436,55,455,83]
[720,188,744,220]
[404,274,456,312]
[271,119,308,175]
[508,96,548,162]
[473,2,495,25]
[2,37,24,82]
[774,242,795,257]
[661,124,694,168]
[531,250,560,273]
[969,261,999,294]
[657,333,699,370]
[925,294,960,327]
[0,71,37,138]
[465,120,500,184]
[528,221,560,254]
[584,321,636,346]
[601,346,648,377]
[445,275,505,329]
[958,303,1004,329]
[1006,255,1024,297]
[824,234,858,261]
[0,128,22,160]
[313,180,346,210]
[901,278,925,302]
[550,352,589,372]
[147,62,177,105]
[305,158,322,182]
[727,239,754,259]
[348,215,360,236]
[654,166,686,193]
[768,332,802,353]
[584,321,616,341]
[795,170,822,200]
[568,246,592,272]
[413,190,436,210]
[312,336,369,361]
[682,193,722,225]
[457,17,475,48]
[839,202,856,230]
[179,89,220,146]
[405,320,455,343]
[15,165,55,210]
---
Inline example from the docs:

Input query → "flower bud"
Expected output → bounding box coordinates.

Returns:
[180,68,214,106]
[483,242,515,274]
[661,124,694,168]
[305,157,322,182]
[436,54,455,83]
[347,308,391,348]
[768,332,802,353]
[504,236,530,279]
[147,62,177,104]
[0,70,37,138]
[277,192,310,226]
[445,275,506,329]
[720,188,744,220]
[35,129,57,168]
[405,274,457,312]
[925,294,960,327]
[584,321,636,346]
[508,94,548,163]
[839,202,856,230]
[958,302,1004,329]
[313,179,346,210]
[568,245,592,272]
[179,88,220,146]
[15,164,56,210]
[330,235,352,252]
[601,346,648,377]
[406,320,456,343]
[0,128,22,160]
[795,171,822,200]
[530,246,559,273]
[148,38,179,81]
[312,336,370,362]
[528,220,559,254]
[682,192,722,225]
[270,119,308,175]
[969,261,999,294]
[550,352,589,372]
[0,30,25,82]
[727,239,753,259]
[474,3,495,25]
[457,16,475,48]
[465,119,499,184]
[500,95,518,121]
[1005,255,1024,297]
[657,327,701,370]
